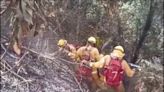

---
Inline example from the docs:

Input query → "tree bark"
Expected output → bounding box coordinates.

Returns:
[131,0,156,63]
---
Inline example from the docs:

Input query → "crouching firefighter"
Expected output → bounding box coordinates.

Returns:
[84,45,135,92]
[57,39,76,60]
[76,36,102,91]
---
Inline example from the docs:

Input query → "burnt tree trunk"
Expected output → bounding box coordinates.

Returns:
[131,0,156,63]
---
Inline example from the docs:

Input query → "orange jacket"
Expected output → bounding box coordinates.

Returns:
[76,45,100,62]
[90,55,135,77]
[59,43,77,60]
[76,45,101,75]
[66,44,77,59]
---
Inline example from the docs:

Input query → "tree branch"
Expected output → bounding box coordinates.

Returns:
[131,0,156,63]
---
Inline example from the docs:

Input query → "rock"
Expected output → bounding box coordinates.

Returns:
[128,59,163,92]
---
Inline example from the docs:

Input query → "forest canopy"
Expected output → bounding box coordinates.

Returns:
[1,0,163,62]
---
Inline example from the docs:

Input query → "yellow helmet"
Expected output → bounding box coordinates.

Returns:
[114,45,124,53]
[111,45,125,59]
[57,39,67,47]
[88,36,96,44]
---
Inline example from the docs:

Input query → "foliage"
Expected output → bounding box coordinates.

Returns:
[119,0,163,60]
[1,0,163,61]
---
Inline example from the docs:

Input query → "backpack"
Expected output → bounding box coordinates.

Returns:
[81,47,91,61]
[103,57,124,87]
[77,47,93,78]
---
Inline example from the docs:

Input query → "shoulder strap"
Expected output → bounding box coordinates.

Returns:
[104,56,111,68]
[86,46,97,62]
[80,46,91,61]
[105,56,123,67]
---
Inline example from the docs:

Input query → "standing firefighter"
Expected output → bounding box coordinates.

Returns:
[76,36,102,91]
[85,45,135,92]
[57,39,76,60]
